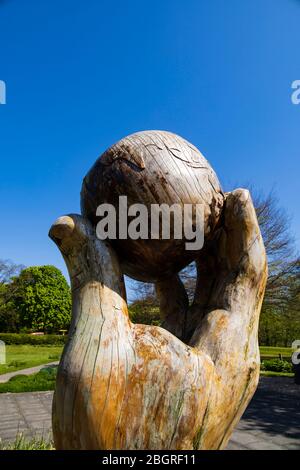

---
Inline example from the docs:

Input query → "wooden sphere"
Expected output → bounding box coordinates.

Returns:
[81,130,224,282]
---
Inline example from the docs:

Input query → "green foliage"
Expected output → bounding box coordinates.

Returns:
[0,434,53,450]
[8,360,27,368]
[259,306,300,347]
[0,366,57,393]
[0,260,25,332]
[0,283,20,332]
[129,299,161,326]
[261,358,293,373]
[0,333,67,345]
[8,265,71,333]
[258,261,300,347]
[0,307,19,332]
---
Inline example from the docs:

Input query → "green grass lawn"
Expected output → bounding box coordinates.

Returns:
[259,346,292,357]
[0,345,63,375]
[0,433,53,450]
[0,366,57,393]
[260,370,294,377]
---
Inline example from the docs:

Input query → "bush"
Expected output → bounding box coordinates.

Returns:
[0,333,67,345]
[261,358,293,373]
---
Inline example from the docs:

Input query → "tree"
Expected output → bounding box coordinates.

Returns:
[0,259,25,332]
[10,265,71,333]
[252,188,299,346]
[258,261,300,346]
[0,288,20,332]
[285,261,300,344]
[126,279,160,325]
[253,188,298,310]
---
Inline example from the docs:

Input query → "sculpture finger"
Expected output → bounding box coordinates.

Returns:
[186,189,267,449]
[49,214,125,295]
[191,189,267,315]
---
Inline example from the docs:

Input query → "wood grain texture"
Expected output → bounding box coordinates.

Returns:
[49,189,267,450]
[81,130,225,282]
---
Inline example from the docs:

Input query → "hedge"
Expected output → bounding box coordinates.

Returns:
[0,333,67,345]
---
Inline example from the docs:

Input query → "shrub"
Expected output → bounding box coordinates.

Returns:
[0,333,67,345]
[261,358,293,373]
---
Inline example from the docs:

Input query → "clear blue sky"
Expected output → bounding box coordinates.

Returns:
[0,0,299,286]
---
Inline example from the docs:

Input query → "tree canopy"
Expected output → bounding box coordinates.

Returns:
[0,263,71,333]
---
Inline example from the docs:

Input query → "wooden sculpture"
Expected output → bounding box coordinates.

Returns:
[49,131,267,450]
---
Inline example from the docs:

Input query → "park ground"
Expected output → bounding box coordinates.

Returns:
[0,344,298,449]
[0,376,299,450]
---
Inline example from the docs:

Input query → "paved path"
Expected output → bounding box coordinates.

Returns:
[0,391,52,443]
[0,377,299,449]
[0,362,59,383]
[227,376,300,450]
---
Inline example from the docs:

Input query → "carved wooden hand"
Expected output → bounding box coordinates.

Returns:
[49,189,267,450]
